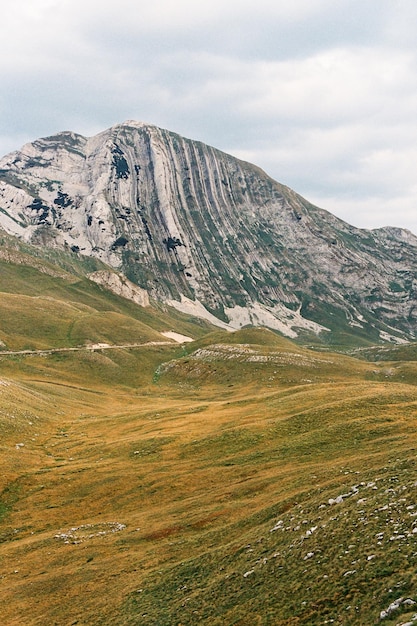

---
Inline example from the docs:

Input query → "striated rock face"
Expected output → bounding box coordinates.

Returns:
[1,120,417,342]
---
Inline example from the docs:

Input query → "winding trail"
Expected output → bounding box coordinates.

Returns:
[0,341,175,357]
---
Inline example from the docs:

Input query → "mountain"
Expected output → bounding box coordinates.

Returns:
[2,205,417,624]
[1,120,417,345]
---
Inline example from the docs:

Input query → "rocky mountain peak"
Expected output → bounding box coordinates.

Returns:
[0,121,416,345]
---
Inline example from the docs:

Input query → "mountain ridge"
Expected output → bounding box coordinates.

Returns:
[1,120,417,345]
[2,194,417,624]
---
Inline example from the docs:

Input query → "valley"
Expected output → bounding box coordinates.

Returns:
[1,285,417,623]
[1,124,417,624]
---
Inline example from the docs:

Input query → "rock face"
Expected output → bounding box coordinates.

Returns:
[88,271,149,307]
[1,120,417,342]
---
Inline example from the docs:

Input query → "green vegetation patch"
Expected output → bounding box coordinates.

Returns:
[0,480,21,526]
[130,437,175,460]
[181,429,264,462]
[123,460,417,625]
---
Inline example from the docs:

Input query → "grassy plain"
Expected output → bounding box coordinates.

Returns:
[1,254,417,624]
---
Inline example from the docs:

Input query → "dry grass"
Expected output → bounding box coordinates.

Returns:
[1,255,417,624]
[1,332,417,624]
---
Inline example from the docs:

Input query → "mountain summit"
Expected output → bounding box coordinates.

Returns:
[1,120,416,344]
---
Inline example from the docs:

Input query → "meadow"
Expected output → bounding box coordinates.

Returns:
[1,250,417,624]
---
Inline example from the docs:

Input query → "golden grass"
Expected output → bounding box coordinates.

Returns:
[2,246,417,623]
[1,335,417,624]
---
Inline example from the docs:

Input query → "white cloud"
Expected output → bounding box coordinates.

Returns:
[310,193,417,234]
[1,0,417,233]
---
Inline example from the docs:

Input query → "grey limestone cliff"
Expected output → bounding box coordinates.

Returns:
[1,120,417,343]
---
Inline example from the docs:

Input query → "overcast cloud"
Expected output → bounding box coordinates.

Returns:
[1,0,417,233]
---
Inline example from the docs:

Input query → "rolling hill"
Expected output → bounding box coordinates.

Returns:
[1,244,417,624]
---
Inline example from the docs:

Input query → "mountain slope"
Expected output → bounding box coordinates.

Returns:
[0,232,215,355]
[1,121,417,344]
[2,320,417,625]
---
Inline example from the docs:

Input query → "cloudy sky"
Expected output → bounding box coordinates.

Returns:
[1,0,417,233]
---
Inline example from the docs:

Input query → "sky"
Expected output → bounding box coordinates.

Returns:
[1,0,417,234]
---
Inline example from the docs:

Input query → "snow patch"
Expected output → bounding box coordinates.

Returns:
[161,331,194,343]
[379,330,409,344]
[166,295,232,331]
[225,301,328,338]
[167,295,328,337]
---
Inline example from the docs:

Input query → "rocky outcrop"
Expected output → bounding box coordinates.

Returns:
[1,120,417,342]
[88,270,149,307]
[0,246,75,281]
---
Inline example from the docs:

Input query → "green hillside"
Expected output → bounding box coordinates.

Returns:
[1,239,417,625]
[0,244,214,352]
